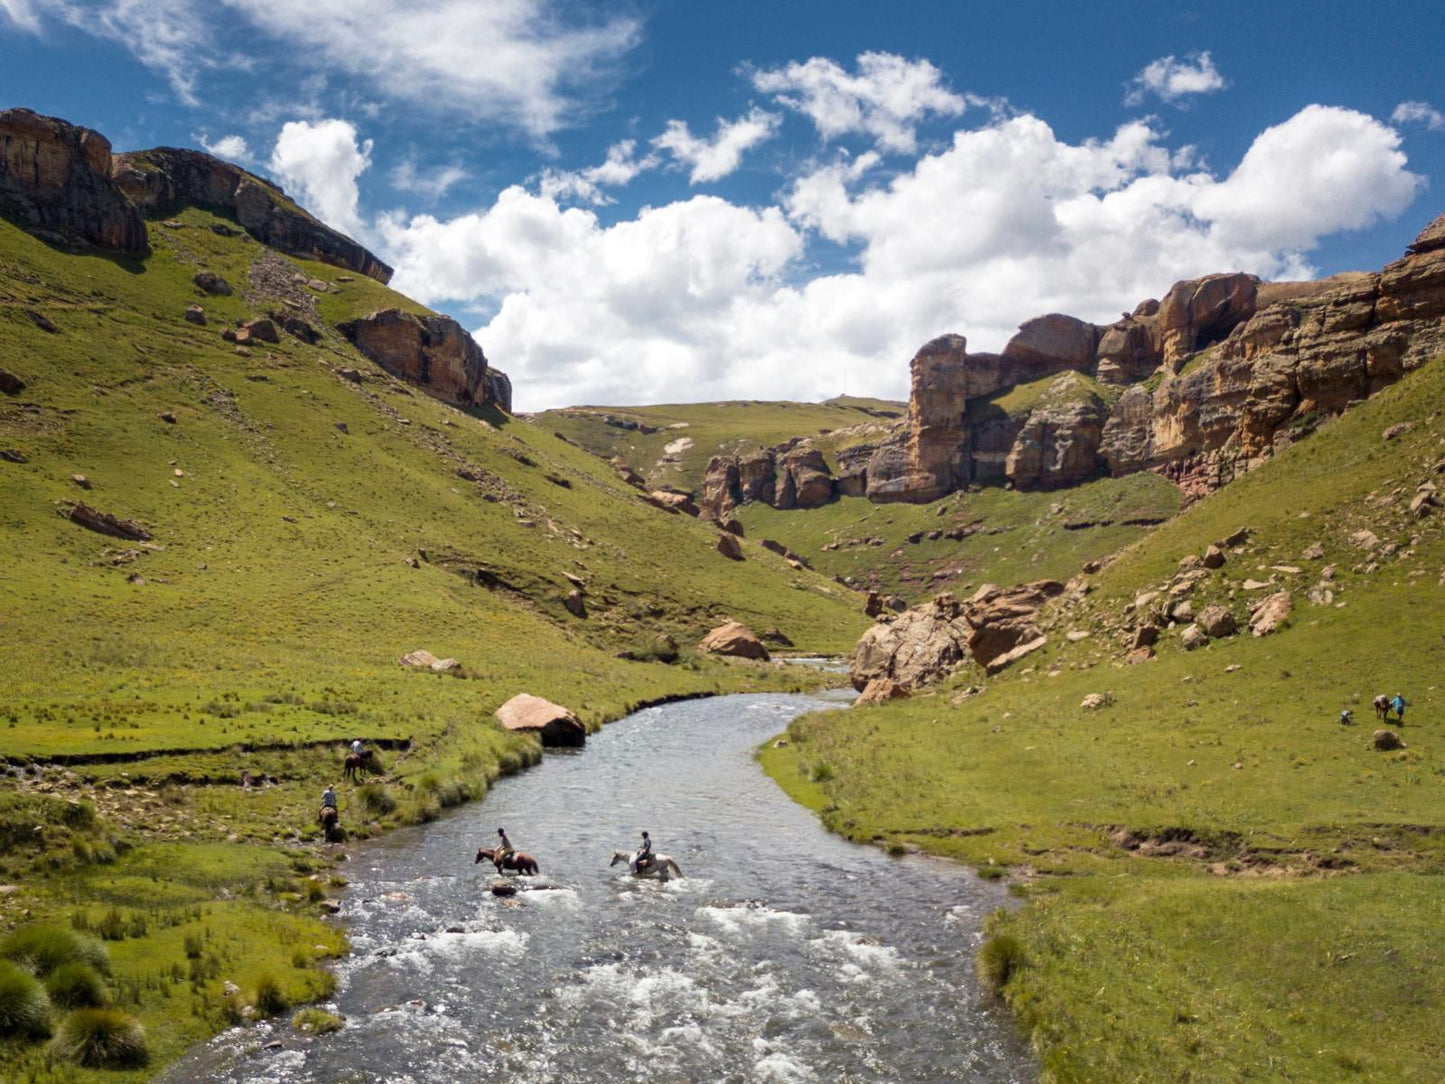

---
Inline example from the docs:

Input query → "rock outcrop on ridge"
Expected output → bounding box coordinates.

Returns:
[112,146,392,283]
[0,108,146,253]
[703,214,1445,513]
[1,109,393,282]
[338,309,512,412]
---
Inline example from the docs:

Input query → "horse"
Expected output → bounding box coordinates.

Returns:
[474,846,540,876]
[1374,695,1390,723]
[610,850,684,881]
[343,750,377,782]
[318,805,341,842]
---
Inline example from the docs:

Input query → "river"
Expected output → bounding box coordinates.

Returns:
[162,691,1033,1083]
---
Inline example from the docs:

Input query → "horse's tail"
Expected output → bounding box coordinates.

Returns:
[667,858,683,878]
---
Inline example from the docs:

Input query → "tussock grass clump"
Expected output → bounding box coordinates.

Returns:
[50,1007,148,1068]
[44,961,108,1009]
[0,924,110,977]
[0,960,51,1039]
[356,783,396,817]
[293,1007,343,1034]
[977,932,1027,994]
[252,972,291,1017]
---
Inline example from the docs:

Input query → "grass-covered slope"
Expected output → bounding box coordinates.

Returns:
[539,395,904,493]
[764,353,1445,1081]
[0,209,869,1081]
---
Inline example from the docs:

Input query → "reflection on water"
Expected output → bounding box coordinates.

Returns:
[162,693,1032,1083]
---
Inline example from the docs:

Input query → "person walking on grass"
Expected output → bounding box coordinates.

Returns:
[1392,693,1409,725]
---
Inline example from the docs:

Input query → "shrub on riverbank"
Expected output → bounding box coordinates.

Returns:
[0,926,109,978]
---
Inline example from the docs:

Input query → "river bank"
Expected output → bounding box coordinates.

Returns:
[0,659,834,1083]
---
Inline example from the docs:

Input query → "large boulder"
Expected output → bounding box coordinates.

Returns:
[1250,591,1292,636]
[400,649,460,672]
[1196,604,1237,639]
[698,621,770,660]
[338,310,507,410]
[1002,313,1099,375]
[495,694,586,747]
[0,108,146,252]
[962,581,1065,671]
[850,593,973,690]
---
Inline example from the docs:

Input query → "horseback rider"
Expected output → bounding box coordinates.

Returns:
[634,830,653,873]
[321,785,338,810]
[496,828,515,869]
[350,738,364,756]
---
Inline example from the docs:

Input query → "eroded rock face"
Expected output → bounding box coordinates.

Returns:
[1003,381,1108,490]
[113,147,392,283]
[338,309,509,410]
[962,581,1064,671]
[0,108,146,252]
[1002,314,1099,374]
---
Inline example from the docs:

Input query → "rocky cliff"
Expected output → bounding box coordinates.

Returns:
[703,214,1445,513]
[338,309,511,412]
[0,108,391,284]
[0,108,146,252]
[112,147,392,283]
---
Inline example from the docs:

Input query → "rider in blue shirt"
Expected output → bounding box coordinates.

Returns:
[635,830,653,872]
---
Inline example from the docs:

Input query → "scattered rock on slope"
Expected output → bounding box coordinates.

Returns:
[57,501,150,540]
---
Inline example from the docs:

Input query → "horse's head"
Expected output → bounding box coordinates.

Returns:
[474,847,491,865]
[609,851,627,867]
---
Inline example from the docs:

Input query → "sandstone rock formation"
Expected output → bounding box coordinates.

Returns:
[338,309,510,411]
[850,594,973,690]
[855,678,909,705]
[697,621,769,660]
[0,108,145,252]
[112,146,392,283]
[495,693,586,747]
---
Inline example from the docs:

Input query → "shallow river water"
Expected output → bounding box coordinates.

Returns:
[162,691,1033,1083]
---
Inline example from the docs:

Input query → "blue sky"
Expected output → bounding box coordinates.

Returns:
[3,1,1443,410]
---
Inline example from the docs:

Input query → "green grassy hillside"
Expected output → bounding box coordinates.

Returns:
[539,395,904,493]
[764,351,1445,1081]
[0,210,869,1081]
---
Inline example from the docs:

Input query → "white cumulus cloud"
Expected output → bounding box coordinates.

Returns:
[1391,100,1445,131]
[391,160,469,202]
[1126,51,1226,106]
[269,118,373,237]
[198,133,251,163]
[538,140,659,205]
[750,52,968,153]
[652,108,781,184]
[371,104,1420,412]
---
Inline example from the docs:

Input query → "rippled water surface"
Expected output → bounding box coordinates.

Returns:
[163,692,1033,1083]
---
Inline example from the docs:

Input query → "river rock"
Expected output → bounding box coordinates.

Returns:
[697,621,770,661]
[495,693,586,747]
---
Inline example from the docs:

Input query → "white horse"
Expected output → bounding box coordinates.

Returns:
[610,850,684,880]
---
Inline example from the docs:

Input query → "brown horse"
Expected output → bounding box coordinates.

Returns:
[343,751,375,782]
[474,846,540,876]
[318,805,341,842]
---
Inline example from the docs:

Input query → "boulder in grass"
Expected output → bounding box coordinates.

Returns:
[1249,591,1292,637]
[698,621,770,660]
[715,532,743,561]
[1373,729,1404,751]
[399,649,460,673]
[855,678,909,705]
[495,693,586,748]
[1197,604,1237,639]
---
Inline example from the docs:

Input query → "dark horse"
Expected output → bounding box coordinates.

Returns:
[318,805,341,842]
[475,846,540,876]
[342,750,376,782]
